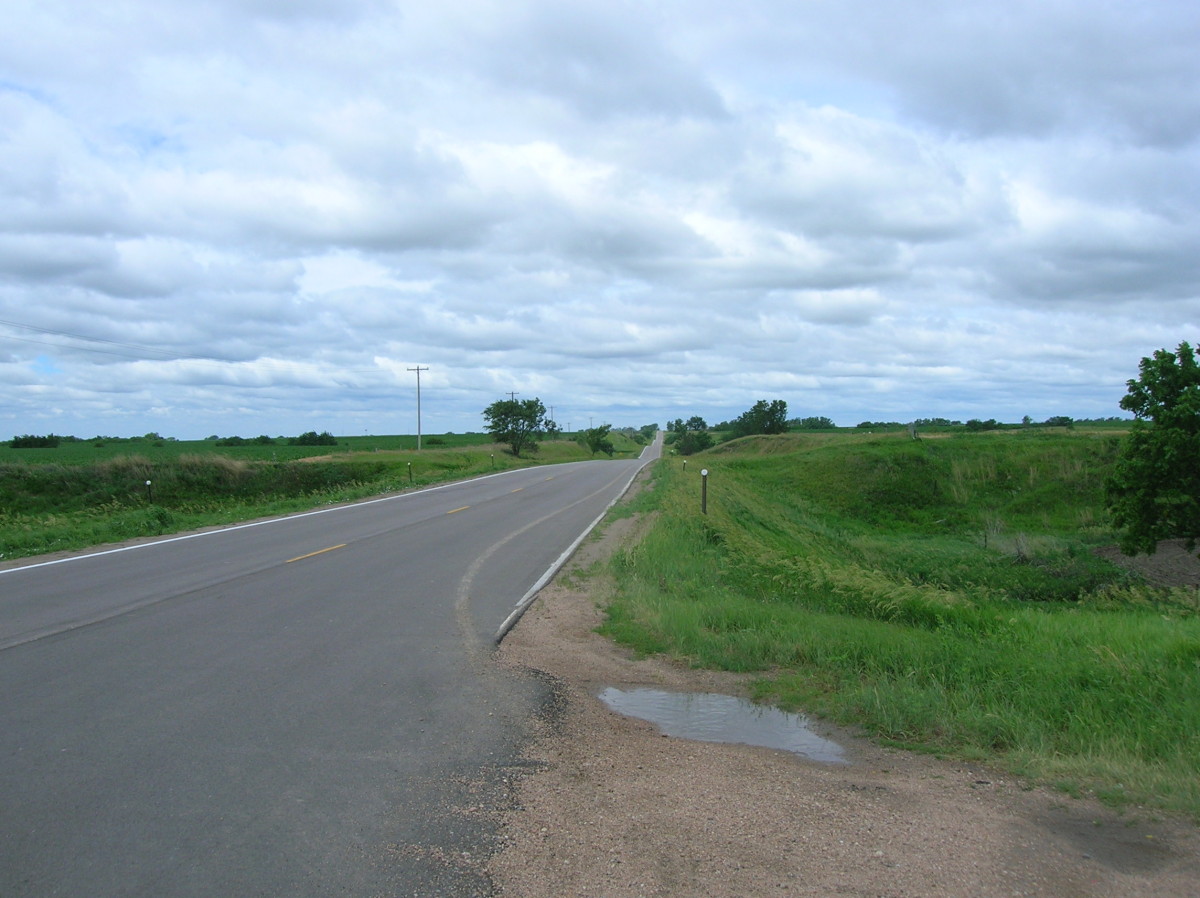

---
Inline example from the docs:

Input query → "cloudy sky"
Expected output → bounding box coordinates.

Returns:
[2,0,1197,439]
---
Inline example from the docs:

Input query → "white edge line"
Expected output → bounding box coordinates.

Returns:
[493,450,656,644]
[0,468,524,578]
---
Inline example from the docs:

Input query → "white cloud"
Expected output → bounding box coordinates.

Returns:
[1,0,1197,438]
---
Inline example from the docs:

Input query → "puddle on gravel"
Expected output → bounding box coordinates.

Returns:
[597,687,848,764]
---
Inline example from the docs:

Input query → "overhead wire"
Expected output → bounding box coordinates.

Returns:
[0,317,411,377]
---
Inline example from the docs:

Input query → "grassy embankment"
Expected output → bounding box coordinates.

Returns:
[602,430,1200,819]
[0,432,643,560]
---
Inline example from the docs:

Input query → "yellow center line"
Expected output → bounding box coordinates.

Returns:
[511,487,524,493]
[447,506,470,514]
[286,544,347,564]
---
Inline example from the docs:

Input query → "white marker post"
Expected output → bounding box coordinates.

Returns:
[700,469,708,515]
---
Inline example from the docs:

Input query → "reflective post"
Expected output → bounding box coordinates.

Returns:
[701,468,708,515]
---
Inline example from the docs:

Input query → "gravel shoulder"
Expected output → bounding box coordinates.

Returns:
[489,512,1200,898]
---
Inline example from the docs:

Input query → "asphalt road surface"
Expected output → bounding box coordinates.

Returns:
[0,441,658,897]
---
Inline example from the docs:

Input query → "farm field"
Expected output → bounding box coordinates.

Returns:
[0,431,644,561]
[605,429,1200,819]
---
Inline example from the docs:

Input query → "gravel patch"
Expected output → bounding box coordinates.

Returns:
[489,511,1200,897]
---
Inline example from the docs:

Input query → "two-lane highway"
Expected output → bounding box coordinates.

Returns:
[0,440,658,896]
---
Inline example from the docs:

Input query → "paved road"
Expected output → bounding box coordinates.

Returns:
[0,441,658,897]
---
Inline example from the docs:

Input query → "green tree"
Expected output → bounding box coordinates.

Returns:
[731,399,788,437]
[10,434,62,448]
[290,430,337,446]
[582,424,615,457]
[483,397,547,458]
[1106,342,1200,554]
[685,416,708,431]
[676,430,714,455]
[965,418,999,432]
[792,416,835,430]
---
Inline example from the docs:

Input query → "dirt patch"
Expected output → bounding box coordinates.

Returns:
[490,511,1200,897]
[1096,538,1200,589]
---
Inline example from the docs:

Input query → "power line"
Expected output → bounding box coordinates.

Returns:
[0,316,408,380]
[0,318,192,361]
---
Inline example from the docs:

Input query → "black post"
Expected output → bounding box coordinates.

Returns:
[701,469,708,515]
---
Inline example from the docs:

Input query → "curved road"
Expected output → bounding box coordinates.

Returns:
[0,439,659,896]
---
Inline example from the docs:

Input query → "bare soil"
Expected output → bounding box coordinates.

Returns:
[1095,538,1200,589]
[489,513,1200,897]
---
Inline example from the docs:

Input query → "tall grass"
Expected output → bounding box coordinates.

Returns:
[603,432,1200,818]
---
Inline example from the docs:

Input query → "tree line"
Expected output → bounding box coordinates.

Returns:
[481,398,657,458]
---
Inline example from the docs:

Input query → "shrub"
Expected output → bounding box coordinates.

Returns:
[10,434,61,449]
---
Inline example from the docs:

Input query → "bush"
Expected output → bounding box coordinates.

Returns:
[10,434,61,449]
[289,430,338,446]
[676,431,714,455]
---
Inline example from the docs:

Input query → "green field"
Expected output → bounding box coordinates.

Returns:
[0,431,644,560]
[4,431,498,465]
[603,430,1200,819]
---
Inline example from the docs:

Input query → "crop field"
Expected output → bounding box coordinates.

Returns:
[0,431,643,560]
[604,429,1200,819]
[4,431,499,465]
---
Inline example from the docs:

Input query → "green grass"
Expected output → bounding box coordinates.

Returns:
[0,432,644,560]
[603,431,1200,819]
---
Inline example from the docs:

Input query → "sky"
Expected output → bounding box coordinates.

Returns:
[2,0,1198,440]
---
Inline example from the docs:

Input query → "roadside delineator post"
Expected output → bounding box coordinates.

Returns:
[701,468,708,515]
[145,480,153,503]
[407,462,413,484]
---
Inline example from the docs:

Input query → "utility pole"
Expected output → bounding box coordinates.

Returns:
[506,391,518,401]
[408,365,428,450]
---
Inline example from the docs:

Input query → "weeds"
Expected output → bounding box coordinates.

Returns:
[0,440,627,560]
[602,431,1200,819]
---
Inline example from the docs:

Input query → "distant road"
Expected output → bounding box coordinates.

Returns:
[0,438,659,896]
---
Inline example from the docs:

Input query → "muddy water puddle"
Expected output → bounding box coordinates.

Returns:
[597,687,848,764]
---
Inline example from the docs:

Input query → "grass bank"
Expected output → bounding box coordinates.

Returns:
[603,431,1200,819]
[0,434,643,561]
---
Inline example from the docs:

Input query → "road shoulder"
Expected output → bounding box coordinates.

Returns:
[490,513,1200,898]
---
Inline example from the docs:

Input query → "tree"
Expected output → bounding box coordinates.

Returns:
[483,397,547,458]
[791,416,835,430]
[676,430,714,455]
[1105,342,1200,555]
[731,399,788,438]
[10,434,61,448]
[289,430,337,446]
[685,416,708,432]
[965,418,999,432]
[582,424,615,457]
